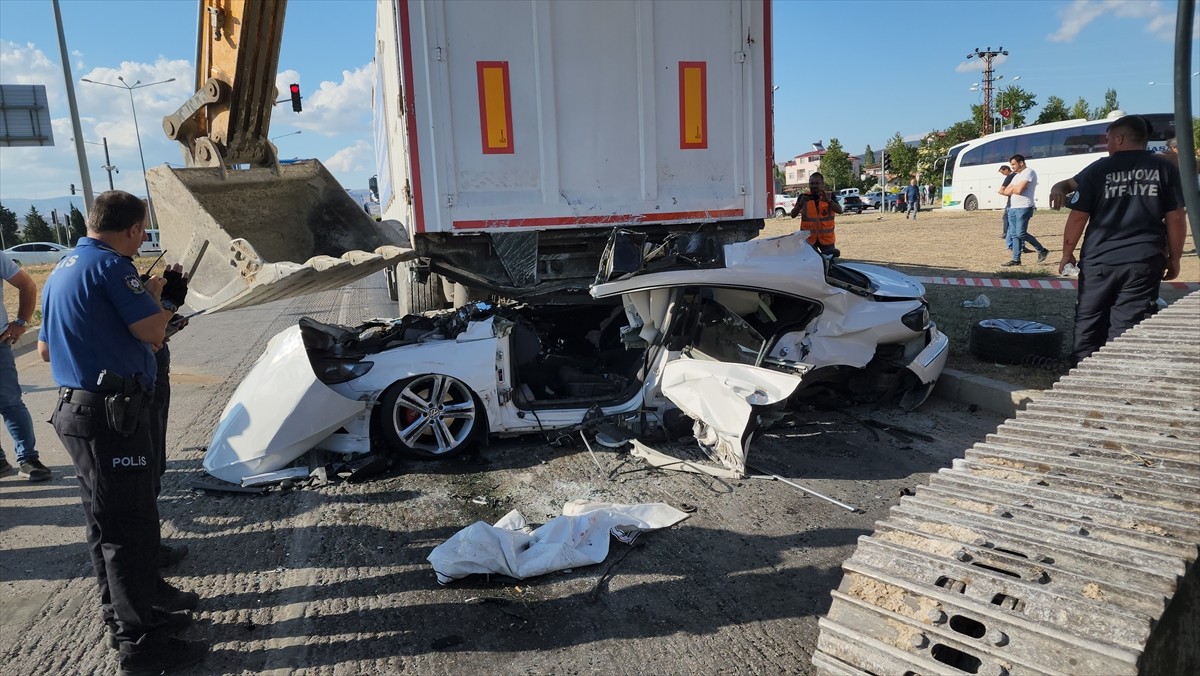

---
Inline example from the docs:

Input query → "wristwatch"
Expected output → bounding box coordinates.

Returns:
[161,300,179,313]
[11,318,26,328]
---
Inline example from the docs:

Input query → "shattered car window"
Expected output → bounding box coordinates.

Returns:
[687,299,765,365]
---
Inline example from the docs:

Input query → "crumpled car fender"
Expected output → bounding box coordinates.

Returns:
[205,326,366,483]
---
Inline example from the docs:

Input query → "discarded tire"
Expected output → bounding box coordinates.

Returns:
[968,318,1062,364]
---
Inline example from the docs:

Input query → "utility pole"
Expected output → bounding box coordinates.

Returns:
[52,0,95,214]
[966,46,1008,135]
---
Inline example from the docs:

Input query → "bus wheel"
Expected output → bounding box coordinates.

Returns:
[964,195,978,211]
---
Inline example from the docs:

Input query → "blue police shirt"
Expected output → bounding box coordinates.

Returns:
[41,237,162,391]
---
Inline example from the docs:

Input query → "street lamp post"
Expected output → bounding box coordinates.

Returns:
[80,76,175,228]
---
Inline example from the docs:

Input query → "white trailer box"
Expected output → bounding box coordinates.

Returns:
[375,0,772,306]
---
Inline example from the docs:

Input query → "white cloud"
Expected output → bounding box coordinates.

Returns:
[324,139,372,174]
[1049,0,1175,42]
[275,63,374,136]
[955,53,1008,73]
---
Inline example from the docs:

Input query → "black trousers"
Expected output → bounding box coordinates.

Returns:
[1070,255,1164,367]
[53,396,164,644]
[150,345,171,494]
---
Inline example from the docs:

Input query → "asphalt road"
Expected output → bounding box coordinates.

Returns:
[0,270,1005,675]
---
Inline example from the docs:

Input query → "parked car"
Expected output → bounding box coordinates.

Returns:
[836,188,860,198]
[204,230,949,483]
[2,242,74,266]
[861,191,898,210]
[836,194,865,214]
[773,194,797,217]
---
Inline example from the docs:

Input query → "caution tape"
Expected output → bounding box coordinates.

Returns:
[913,276,1200,291]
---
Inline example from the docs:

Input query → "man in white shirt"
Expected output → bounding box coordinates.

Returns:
[998,153,1050,266]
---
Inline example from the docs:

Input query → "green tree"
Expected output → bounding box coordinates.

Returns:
[1092,88,1119,120]
[0,202,18,249]
[1035,95,1071,124]
[22,206,55,244]
[69,203,87,242]
[863,144,876,166]
[1070,96,1090,120]
[997,85,1037,128]
[819,138,852,189]
[884,132,918,182]
[914,119,986,192]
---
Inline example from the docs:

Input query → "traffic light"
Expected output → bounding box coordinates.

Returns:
[70,183,76,195]
[289,83,302,113]
[882,152,893,175]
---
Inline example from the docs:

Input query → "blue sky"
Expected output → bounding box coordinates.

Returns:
[0,0,1194,202]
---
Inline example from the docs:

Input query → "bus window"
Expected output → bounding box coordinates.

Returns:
[943,145,965,187]
[1015,129,1053,159]
[981,137,1016,165]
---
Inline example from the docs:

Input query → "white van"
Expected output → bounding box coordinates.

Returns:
[836,188,860,197]
[139,228,162,256]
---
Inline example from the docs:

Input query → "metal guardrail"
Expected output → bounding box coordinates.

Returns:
[814,291,1200,676]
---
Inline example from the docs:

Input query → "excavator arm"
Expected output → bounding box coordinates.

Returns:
[146,0,412,314]
[163,0,286,170]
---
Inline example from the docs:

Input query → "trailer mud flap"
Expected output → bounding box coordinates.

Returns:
[146,160,416,312]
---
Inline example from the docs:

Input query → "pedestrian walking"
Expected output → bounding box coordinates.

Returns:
[997,165,1014,238]
[998,154,1050,266]
[0,252,50,482]
[904,179,921,219]
[37,190,207,674]
[1048,115,1186,367]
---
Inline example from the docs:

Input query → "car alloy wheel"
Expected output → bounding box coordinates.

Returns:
[380,374,479,457]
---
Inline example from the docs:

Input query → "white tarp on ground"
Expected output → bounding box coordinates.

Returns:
[427,500,690,584]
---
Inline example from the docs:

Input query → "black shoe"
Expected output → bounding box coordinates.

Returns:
[1037,249,1050,263]
[18,459,52,482]
[106,611,192,650]
[155,579,200,613]
[1021,247,1035,254]
[1000,260,1021,267]
[118,635,207,676]
[0,459,14,478]
[157,543,189,569]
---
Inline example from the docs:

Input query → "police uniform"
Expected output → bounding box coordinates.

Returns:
[41,237,165,645]
[1066,150,1183,366]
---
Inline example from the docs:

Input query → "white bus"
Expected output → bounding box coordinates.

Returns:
[940,112,1175,211]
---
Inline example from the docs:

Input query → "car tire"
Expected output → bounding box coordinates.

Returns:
[396,261,448,315]
[775,207,786,217]
[964,194,979,211]
[377,374,482,458]
[968,319,1062,364]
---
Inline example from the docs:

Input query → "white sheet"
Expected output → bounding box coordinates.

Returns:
[427,500,690,584]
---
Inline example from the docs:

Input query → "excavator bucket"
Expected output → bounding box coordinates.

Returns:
[145,160,415,313]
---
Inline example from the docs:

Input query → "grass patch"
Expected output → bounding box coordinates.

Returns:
[925,284,1194,391]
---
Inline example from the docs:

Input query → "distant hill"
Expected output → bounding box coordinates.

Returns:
[0,196,86,226]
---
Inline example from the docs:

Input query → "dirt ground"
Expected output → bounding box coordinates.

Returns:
[761,205,1199,282]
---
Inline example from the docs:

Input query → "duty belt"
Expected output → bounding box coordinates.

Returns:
[59,387,111,408]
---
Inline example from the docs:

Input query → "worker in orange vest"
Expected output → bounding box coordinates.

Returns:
[788,172,843,258]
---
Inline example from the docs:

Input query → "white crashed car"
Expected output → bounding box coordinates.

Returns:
[205,231,949,483]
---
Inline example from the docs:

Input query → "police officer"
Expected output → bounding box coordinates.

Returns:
[38,191,207,674]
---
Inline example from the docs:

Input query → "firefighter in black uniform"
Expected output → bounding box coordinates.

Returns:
[38,191,207,674]
[1048,115,1187,367]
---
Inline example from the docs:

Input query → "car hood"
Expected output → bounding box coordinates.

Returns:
[204,326,367,483]
[838,262,926,298]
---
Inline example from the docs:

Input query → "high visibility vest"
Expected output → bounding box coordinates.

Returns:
[791,195,836,246]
